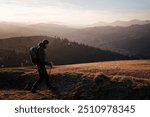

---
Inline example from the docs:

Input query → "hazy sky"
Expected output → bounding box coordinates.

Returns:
[0,0,150,26]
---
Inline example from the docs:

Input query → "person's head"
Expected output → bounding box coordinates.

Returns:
[38,40,49,49]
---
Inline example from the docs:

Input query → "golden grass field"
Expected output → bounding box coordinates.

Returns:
[0,60,150,100]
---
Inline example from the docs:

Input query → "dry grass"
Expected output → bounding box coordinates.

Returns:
[0,60,150,100]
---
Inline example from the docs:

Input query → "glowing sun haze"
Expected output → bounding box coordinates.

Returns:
[0,0,150,26]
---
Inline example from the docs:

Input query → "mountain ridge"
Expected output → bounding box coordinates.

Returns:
[89,19,150,27]
[0,36,128,67]
[0,60,150,99]
[0,21,149,58]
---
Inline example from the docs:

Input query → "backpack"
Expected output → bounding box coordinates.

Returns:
[29,46,39,65]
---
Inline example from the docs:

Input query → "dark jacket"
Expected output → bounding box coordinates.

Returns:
[37,47,51,66]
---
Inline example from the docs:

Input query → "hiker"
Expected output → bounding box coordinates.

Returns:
[30,40,54,93]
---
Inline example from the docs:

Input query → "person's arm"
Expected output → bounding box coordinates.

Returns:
[45,61,53,67]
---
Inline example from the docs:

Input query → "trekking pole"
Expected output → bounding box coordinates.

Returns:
[23,69,38,90]
[48,62,54,76]
[49,62,54,75]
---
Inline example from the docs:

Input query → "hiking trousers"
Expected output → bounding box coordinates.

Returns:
[32,64,50,90]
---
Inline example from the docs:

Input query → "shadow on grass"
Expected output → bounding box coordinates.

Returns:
[0,71,150,100]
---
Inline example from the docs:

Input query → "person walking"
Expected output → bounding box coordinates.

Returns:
[30,40,54,93]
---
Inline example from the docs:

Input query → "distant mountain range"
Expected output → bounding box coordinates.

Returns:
[0,36,127,67]
[0,20,150,58]
[0,22,74,39]
[66,23,150,58]
[89,19,150,27]
[0,19,150,39]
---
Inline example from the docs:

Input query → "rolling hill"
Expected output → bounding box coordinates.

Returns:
[0,20,150,39]
[0,21,149,58]
[0,36,128,68]
[90,19,150,27]
[0,22,75,39]
[0,60,150,100]
[66,23,150,58]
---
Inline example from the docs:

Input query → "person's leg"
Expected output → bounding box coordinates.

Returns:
[43,68,56,91]
[31,66,44,93]
[31,77,43,92]
[45,76,56,91]
[43,68,51,89]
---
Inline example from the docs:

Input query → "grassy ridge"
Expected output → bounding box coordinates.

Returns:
[0,60,150,100]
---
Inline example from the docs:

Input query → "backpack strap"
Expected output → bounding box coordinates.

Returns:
[36,47,40,64]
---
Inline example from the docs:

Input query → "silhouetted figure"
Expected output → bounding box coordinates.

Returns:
[31,40,54,93]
